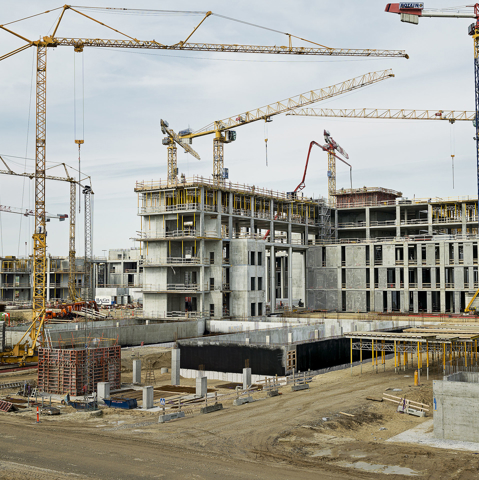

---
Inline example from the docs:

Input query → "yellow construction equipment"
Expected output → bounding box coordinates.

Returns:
[178,70,395,184]
[0,5,407,364]
[0,156,90,364]
[160,120,200,186]
[465,289,479,313]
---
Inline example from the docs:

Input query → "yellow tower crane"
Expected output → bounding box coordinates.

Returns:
[177,70,396,185]
[160,120,201,186]
[0,5,407,364]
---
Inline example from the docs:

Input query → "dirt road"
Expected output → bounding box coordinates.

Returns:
[2,355,479,479]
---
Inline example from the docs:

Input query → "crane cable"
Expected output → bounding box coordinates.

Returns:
[74,50,85,213]
[264,120,268,166]
[450,121,456,189]
[17,48,35,257]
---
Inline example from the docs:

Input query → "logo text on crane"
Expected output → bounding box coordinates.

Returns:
[399,2,424,9]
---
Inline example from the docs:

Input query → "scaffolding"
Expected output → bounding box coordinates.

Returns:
[38,344,121,395]
[346,327,479,379]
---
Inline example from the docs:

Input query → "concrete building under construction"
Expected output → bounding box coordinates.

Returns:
[133,178,479,317]
[307,188,479,314]
[134,176,330,319]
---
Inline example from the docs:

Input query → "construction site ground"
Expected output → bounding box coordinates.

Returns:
[1,347,478,479]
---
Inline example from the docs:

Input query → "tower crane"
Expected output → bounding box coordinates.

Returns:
[178,70,396,185]
[0,156,90,303]
[288,108,475,123]
[385,3,479,229]
[0,5,407,364]
[160,120,200,186]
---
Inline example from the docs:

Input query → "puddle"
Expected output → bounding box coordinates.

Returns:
[310,448,332,457]
[338,461,420,476]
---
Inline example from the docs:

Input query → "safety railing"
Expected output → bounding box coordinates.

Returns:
[135,175,329,205]
[142,284,201,292]
[143,257,201,266]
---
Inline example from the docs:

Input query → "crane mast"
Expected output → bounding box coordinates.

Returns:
[83,185,93,302]
[32,44,48,354]
[69,182,77,301]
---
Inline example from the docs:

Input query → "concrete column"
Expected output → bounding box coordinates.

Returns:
[334,210,338,241]
[142,386,154,409]
[228,193,233,239]
[455,291,461,314]
[403,290,409,313]
[413,291,419,313]
[462,203,467,234]
[428,204,433,235]
[217,190,222,235]
[427,291,432,313]
[440,290,446,314]
[270,245,275,313]
[288,247,293,304]
[387,291,392,313]
[196,376,207,397]
[171,348,180,386]
[365,207,370,240]
[243,367,252,390]
[133,359,141,384]
[396,205,401,238]
[97,382,110,403]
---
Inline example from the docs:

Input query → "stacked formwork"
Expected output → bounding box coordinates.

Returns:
[38,345,121,395]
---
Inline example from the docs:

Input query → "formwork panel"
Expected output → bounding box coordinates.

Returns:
[38,346,121,395]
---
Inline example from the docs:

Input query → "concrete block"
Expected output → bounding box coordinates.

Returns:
[267,389,280,397]
[291,384,310,392]
[243,368,252,390]
[233,396,253,406]
[200,403,223,414]
[97,382,110,403]
[171,348,180,386]
[160,367,168,374]
[143,386,154,409]
[133,359,141,385]
[196,376,207,398]
[158,411,185,423]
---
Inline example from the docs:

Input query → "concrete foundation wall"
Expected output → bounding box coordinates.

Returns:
[7,319,205,348]
[433,376,479,442]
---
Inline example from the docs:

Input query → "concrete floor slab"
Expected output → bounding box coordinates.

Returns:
[387,420,479,452]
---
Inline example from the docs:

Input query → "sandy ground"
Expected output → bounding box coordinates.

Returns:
[1,348,479,479]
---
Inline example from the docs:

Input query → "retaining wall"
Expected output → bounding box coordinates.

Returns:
[434,374,479,442]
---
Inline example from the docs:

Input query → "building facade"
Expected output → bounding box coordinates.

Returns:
[134,176,330,319]
[307,188,479,314]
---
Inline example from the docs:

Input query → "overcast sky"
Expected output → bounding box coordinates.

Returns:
[0,1,476,258]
